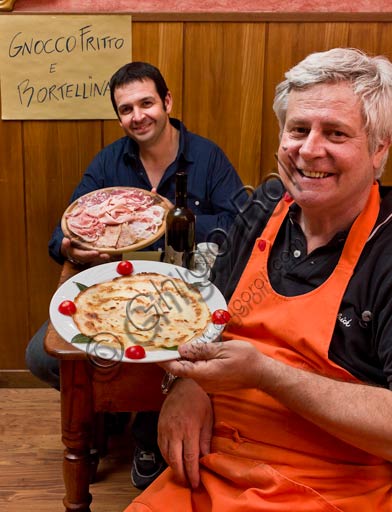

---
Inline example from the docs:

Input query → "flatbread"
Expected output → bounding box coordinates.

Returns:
[61,187,170,254]
[72,272,210,350]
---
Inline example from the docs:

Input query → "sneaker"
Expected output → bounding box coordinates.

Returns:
[131,446,167,490]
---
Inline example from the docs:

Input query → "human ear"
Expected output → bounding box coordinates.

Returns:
[164,91,173,114]
[372,138,391,170]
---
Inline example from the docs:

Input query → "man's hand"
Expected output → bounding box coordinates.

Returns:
[163,340,263,393]
[157,378,213,489]
[166,340,392,463]
[61,237,112,266]
[151,187,173,209]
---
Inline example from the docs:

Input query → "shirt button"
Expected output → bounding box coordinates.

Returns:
[293,249,301,258]
[359,310,373,329]
[195,200,200,206]
[361,310,373,322]
[258,239,267,251]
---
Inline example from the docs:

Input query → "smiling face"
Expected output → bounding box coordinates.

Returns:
[114,78,173,148]
[277,82,389,221]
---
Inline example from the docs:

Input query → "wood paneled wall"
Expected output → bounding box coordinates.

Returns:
[2,20,392,374]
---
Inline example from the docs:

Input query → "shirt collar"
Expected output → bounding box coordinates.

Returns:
[123,117,194,166]
[288,202,348,247]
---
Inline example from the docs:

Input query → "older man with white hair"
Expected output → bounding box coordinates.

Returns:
[124,48,392,512]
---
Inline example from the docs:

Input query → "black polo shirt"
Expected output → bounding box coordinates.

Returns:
[212,180,392,389]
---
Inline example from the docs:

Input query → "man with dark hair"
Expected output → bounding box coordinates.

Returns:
[109,61,169,116]
[26,61,247,490]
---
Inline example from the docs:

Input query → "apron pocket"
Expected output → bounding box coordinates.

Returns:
[200,452,344,512]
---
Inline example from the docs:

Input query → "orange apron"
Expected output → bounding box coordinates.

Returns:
[126,183,392,512]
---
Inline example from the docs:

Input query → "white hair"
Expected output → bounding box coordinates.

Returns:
[273,48,392,177]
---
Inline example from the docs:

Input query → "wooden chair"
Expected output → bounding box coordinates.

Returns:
[44,261,165,512]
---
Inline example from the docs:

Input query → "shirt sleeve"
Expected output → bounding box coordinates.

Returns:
[48,152,106,264]
[327,192,392,389]
[372,257,392,390]
[378,304,392,390]
[212,179,284,300]
[191,146,249,244]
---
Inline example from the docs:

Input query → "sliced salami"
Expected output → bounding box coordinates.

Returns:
[61,187,170,253]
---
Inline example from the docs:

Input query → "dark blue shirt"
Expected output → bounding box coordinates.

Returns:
[49,118,247,263]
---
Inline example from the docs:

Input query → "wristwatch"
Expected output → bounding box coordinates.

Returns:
[161,372,179,395]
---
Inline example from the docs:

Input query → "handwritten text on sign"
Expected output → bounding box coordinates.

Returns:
[0,15,132,119]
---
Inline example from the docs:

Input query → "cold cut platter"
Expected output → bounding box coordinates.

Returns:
[61,187,171,254]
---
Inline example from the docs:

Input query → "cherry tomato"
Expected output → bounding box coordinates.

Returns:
[125,345,146,360]
[211,309,231,325]
[58,300,76,316]
[117,260,134,276]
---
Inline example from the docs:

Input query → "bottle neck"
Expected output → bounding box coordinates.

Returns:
[175,172,188,208]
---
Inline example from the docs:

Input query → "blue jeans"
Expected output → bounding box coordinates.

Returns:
[25,320,60,390]
[25,320,159,452]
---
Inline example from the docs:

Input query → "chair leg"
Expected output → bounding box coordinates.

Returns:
[90,412,108,483]
[61,360,94,512]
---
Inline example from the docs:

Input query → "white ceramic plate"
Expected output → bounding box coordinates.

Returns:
[49,260,227,363]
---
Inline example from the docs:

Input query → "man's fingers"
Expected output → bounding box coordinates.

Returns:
[164,442,188,487]
[63,236,110,265]
[179,341,223,360]
[69,237,89,250]
[199,419,213,457]
[183,442,201,489]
